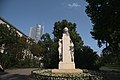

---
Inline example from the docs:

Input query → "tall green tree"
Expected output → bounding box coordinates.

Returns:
[29,38,44,57]
[40,33,58,68]
[0,24,25,68]
[86,0,120,64]
[53,19,83,48]
[79,46,101,69]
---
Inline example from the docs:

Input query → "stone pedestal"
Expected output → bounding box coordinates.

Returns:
[52,69,83,74]
[59,62,75,69]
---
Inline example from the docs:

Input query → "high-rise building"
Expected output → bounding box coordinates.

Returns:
[29,24,44,43]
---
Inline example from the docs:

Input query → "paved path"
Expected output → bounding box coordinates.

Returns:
[0,68,38,80]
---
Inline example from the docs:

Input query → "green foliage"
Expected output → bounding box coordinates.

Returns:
[53,19,83,52]
[16,57,39,68]
[85,0,120,50]
[40,33,59,69]
[30,42,43,57]
[0,24,24,68]
[0,24,40,68]
[86,0,120,64]
[86,0,120,50]
[53,20,78,42]
[75,46,101,70]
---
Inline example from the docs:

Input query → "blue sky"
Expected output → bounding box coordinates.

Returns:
[0,0,104,54]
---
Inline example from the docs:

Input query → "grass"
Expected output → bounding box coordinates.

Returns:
[100,64,120,72]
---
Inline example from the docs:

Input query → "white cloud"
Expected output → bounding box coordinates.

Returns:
[68,3,81,8]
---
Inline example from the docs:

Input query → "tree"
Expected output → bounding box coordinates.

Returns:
[0,24,25,68]
[39,33,58,68]
[53,19,84,49]
[77,46,101,70]
[29,40,44,57]
[86,0,120,64]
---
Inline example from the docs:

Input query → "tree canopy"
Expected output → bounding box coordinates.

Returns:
[86,0,120,64]
[0,24,25,68]
[86,0,120,53]
[53,19,83,48]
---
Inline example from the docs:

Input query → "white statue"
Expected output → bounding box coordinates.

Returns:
[70,40,74,62]
[58,39,62,61]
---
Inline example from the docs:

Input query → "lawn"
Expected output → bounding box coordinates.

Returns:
[100,64,120,72]
[98,64,120,80]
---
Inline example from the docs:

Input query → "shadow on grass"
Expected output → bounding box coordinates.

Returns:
[0,72,31,80]
[0,72,8,76]
[89,70,120,80]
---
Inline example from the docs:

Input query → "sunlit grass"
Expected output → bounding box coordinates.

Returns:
[100,64,120,72]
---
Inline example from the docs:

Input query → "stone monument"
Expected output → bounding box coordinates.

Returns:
[58,27,75,69]
[52,27,83,73]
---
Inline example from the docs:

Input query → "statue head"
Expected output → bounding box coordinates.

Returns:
[64,27,69,36]
[64,27,68,32]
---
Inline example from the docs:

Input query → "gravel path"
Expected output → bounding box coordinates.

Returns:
[0,68,38,80]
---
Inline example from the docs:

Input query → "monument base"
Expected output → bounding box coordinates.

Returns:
[59,62,75,69]
[52,69,83,74]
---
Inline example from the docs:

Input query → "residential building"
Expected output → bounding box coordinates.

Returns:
[0,17,44,67]
[0,17,27,54]
[0,17,32,59]
[0,17,42,64]
[0,17,27,38]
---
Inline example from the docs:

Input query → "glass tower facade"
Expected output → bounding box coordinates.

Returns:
[29,24,44,43]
